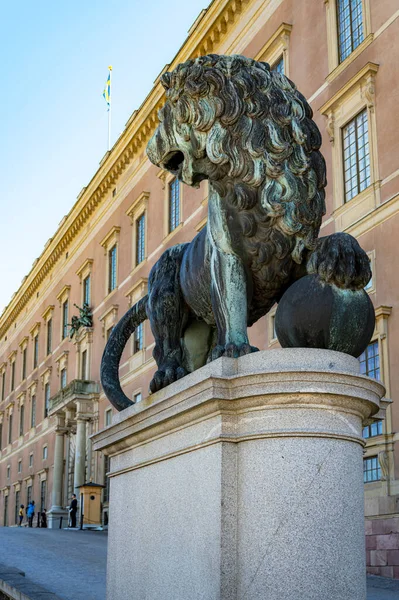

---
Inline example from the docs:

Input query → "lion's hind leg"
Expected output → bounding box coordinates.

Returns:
[147,246,190,394]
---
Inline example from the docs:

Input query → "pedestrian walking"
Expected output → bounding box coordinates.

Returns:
[18,504,24,527]
[69,494,78,528]
[27,501,35,527]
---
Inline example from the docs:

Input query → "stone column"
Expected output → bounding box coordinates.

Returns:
[92,349,388,600]
[47,413,68,529]
[74,417,87,497]
[73,399,93,498]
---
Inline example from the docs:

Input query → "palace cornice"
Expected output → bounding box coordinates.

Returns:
[0,0,253,340]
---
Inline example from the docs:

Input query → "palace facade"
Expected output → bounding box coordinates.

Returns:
[1,0,398,577]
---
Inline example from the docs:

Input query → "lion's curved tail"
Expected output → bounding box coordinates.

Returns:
[100,295,148,412]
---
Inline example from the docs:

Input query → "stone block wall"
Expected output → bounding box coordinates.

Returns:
[366,517,399,578]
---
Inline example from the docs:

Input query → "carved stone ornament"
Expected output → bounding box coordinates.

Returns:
[100,55,373,411]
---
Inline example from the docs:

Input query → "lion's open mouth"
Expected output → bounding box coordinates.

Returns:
[162,151,185,174]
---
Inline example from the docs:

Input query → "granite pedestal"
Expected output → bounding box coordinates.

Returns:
[92,349,387,600]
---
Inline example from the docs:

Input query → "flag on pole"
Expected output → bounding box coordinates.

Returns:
[103,66,112,109]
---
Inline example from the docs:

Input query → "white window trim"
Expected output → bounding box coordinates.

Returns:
[325,0,372,78]
[100,227,121,297]
[126,192,149,273]
[320,62,380,232]
[255,22,292,77]
[76,259,94,306]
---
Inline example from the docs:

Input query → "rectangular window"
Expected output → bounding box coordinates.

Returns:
[31,396,36,428]
[337,0,364,63]
[363,456,381,483]
[6,465,10,478]
[10,362,15,392]
[44,383,50,418]
[33,334,39,369]
[272,56,284,74]
[27,485,32,506]
[343,109,370,202]
[83,275,91,306]
[133,323,143,354]
[47,319,52,355]
[136,214,145,265]
[60,368,67,390]
[3,494,8,526]
[15,490,20,525]
[29,453,33,468]
[1,372,5,401]
[134,392,142,404]
[81,350,87,380]
[62,300,69,339]
[19,405,24,437]
[359,341,380,380]
[0,423,2,449]
[42,445,48,460]
[108,245,117,293]
[40,480,47,513]
[169,178,180,233]
[103,455,110,503]
[363,420,383,439]
[8,414,12,445]
[105,409,112,427]
[22,348,27,380]
[18,460,22,474]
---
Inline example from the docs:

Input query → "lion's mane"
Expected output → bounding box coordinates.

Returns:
[160,54,326,267]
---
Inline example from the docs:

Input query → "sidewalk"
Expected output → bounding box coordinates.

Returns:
[0,527,398,599]
[0,527,106,600]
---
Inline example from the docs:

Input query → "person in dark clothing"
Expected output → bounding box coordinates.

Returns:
[69,494,78,528]
[27,501,35,527]
[41,509,47,528]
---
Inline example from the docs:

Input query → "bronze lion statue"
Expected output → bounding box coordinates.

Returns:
[101,55,371,410]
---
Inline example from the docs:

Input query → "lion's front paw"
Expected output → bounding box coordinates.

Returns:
[149,366,187,394]
[208,343,259,362]
[307,233,371,290]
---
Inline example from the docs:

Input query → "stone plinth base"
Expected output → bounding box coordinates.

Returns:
[92,349,386,600]
[47,507,68,529]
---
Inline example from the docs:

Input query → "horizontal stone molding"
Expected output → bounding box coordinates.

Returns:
[93,349,386,474]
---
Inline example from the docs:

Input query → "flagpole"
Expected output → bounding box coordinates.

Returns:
[108,66,112,151]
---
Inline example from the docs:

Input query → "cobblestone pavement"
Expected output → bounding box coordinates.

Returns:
[0,527,106,600]
[0,527,398,600]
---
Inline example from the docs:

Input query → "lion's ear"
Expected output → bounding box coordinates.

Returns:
[161,72,171,90]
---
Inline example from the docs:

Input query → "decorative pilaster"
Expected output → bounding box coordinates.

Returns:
[48,413,68,529]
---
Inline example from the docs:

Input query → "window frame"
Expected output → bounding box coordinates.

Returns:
[126,191,149,271]
[33,334,39,369]
[83,274,91,306]
[133,322,144,354]
[320,63,379,231]
[19,402,24,437]
[325,0,372,79]
[47,318,52,355]
[254,22,292,78]
[105,408,112,427]
[62,299,69,340]
[44,382,50,418]
[363,455,381,483]
[168,178,181,234]
[342,108,371,203]
[60,368,67,390]
[100,227,120,297]
[31,395,36,428]
[336,0,365,64]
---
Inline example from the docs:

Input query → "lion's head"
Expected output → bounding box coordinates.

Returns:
[147,54,326,262]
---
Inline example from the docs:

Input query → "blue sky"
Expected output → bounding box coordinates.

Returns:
[0,0,207,313]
